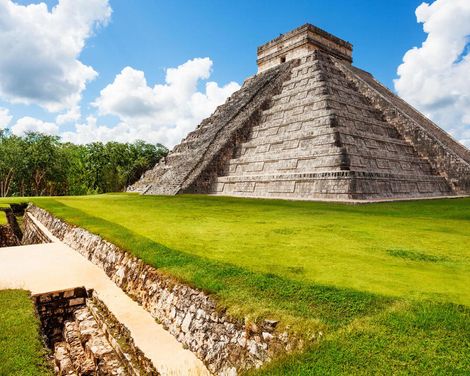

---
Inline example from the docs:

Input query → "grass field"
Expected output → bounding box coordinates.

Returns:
[0,204,9,225]
[0,290,52,375]
[1,193,469,374]
[0,211,7,225]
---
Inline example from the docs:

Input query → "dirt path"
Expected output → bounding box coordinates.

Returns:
[0,242,210,376]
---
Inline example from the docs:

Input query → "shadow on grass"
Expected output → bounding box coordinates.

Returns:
[387,249,449,263]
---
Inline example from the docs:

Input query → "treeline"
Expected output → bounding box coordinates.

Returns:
[0,130,168,197]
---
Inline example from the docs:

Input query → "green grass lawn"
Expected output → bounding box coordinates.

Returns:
[0,211,7,225]
[0,290,52,375]
[1,193,469,374]
[0,204,9,225]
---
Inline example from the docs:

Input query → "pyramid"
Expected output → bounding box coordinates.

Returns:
[130,24,470,201]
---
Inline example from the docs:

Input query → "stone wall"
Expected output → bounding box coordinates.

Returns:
[24,205,297,376]
[22,210,52,245]
[0,208,20,247]
[89,292,158,375]
[34,286,90,347]
[0,225,19,247]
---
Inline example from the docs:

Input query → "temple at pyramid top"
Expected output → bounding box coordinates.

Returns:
[257,23,353,72]
[129,24,470,202]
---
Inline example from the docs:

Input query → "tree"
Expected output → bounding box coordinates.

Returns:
[0,131,167,197]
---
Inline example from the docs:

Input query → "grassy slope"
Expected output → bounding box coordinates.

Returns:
[1,194,469,374]
[34,194,470,305]
[253,301,470,375]
[0,204,9,225]
[0,211,7,225]
[0,290,52,376]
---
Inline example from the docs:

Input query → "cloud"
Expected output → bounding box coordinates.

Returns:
[394,0,470,147]
[0,108,12,129]
[11,116,59,136]
[0,0,111,112]
[56,106,81,125]
[61,116,168,145]
[92,58,240,147]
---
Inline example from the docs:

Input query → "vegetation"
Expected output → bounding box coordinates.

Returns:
[0,204,8,225]
[252,301,470,375]
[1,194,469,374]
[0,130,167,197]
[0,290,52,376]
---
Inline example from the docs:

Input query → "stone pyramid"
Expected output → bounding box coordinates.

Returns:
[130,24,470,201]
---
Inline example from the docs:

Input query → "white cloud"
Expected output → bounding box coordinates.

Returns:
[56,106,81,125]
[0,107,12,129]
[92,58,240,147]
[394,0,470,147]
[0,0,111,112]
[11,116,59,136]
[61,116,166,145]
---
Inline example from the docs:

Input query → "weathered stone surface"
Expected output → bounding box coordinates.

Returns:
[0,208,20,247]
[33,287,157,375]
[335,62,470,194]
[89,292,158,375]
[26,206,300,375]
[128,59,298,195]
[130,23,470,201]
[0,224,19,247]
[22,211,52,245]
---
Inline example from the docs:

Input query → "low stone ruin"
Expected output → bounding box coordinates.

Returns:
[34,287,157,375]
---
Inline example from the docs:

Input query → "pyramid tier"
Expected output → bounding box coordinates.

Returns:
[212,171,451,200]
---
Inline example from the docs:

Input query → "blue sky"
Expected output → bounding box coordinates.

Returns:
[18,0,426,103]
[1,0,470,147]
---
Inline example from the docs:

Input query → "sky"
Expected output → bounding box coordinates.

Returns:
[0,0,469,147]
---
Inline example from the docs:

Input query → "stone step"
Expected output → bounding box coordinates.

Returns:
[75,306,126,375]
[253,110,398,137]
[241,125,411,157]
[261,95,329,117]
[240,133,336,156]
[53,305,128,376]
[227,157,344,176]
[229,145,341,165]
[231,139,430,166]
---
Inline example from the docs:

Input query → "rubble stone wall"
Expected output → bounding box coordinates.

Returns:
[89,292,158,375]
[0,209,20,247]
[33,287,158,375]
[33,286,90,348]
[0,225,19,247]
[24,205,297,376]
